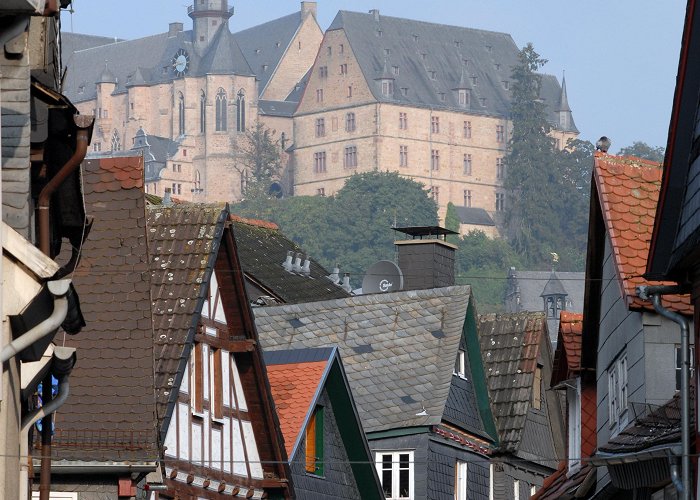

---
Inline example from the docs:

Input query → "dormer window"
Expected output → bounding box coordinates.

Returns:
[471,76,478,86]
[429,70,437,80]
[454,349,466,378]
[392,65,400,76]
[458,89,470,107]
[381,80,394,96]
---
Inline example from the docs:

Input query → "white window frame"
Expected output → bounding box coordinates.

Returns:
[455,460,468,500]
[513,479,520,500]
[454,349,466,379]
[608,354,628,432]
[32,494,78,500]
[376,451,414,500]
[567,378,582,472]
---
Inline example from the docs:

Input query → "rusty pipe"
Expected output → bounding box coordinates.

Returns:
[37,114,93,256]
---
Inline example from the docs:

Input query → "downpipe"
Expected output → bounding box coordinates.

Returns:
[637,285,690,500]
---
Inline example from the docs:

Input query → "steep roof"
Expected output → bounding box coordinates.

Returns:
[593,152,692,315]
[506,270,584,314]
[231,215,350,304]
[197,25,253,76]
[147,204,228,430]
[233,11,302,95]
[532,462,594,500]
[255,286,492,437]
[53,156,158,463]
[477,312,546,452]
[455,206,495,227]
[327,10,568,127]
[551,311,583,383]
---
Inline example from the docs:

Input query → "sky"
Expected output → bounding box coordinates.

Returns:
[63,0,688,152]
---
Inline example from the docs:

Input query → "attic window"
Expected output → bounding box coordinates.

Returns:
[485,45,492,52]
[454,40,461,48]
[471,76,478,86]
[384,48,390,56]
[429,70,436,80]
[78,85,85,94]
[438,92,446,102]
[412,34,419,42]
[262,64,268,72]
[494,63,501,70]
[503,80,509,90]
[458,89,469,107]
[479,97,487,107]
[275,41,281,47]
[421,53,427,61]
[377,30,383,37]
[255,48,261,54]
[454,349,466,378]
[400,87,408,97]
[392,65,400,76]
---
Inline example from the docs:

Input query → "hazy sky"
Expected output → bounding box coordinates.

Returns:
[63,1,687,152]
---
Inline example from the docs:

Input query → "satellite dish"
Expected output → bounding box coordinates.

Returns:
[362,260,404,294]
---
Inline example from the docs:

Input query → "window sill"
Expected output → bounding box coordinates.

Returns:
[212,416,225,425]
[192,410,205,419]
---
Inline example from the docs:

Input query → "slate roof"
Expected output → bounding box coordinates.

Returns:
[594,152,693,315]
[328,10,573,129]
[532,461,594,500]
[258,100,299,117]
[130,128,180,183]
[477,312,545,453]
[455,206,495,227]
[254,286,487,436]
[147,204,228,430]
[598,392,688,455]
[233,11,302,96]
[198,25,253,76]
[230,215,350,304]
[264,348,333,456]
[53,156,158,463]
[506,269,585,314]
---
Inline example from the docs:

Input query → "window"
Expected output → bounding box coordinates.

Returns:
[93,142,101,152]
[463,190,472,208]
[200,91,206,133]
[399,112,408,130]
[327,46,332,56]
[438,92,446,102]
[177,92,185,136]
[514,479,520,500]
[503,80,510,90]
[429,70,436,80]
[392,65,400,76]
[111,130,121,151]
[340,63,348,75]
[496,192,505,212]
[344,146,357,168]
[215,88,227,131]
[171,183,182,195]
[345,112,356,132]
[212,348,223,419]
[463,154,472,175]
[455,461,468,500]
[608,354,628,430]
[471,76,478,86]
[339,44,344,54]
[496,157,505,180]
[431,116,440,134]
[236,90,246,132]
[431,185,439,203]
[381,80,394,96]
[463,121,472,138]
[316,88,324,103]
[313,152,327,173]
[347,85,353,98]
[377,451,413,499]
[567,378,582,471]
[306,406,324,475]
[399,145,408,167]
[532,364,542,410]
[496,125,505,143]
[458,89,470,107]
[400,87,408,97]
[676,345,696,391]
[319,65,328,78]
[317,188,326,196]
[315,118,326,137]
[454,349,466,378]
[384,48,391,56]
[431,149,440,171]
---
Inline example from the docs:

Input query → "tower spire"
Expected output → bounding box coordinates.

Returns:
[557,71,573,131]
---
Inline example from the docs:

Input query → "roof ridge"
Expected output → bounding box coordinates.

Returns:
[230,214,279,230]
[71,31,172,53]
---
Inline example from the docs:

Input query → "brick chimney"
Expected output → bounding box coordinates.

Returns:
[301,1,317,19]
[393,226,457,291]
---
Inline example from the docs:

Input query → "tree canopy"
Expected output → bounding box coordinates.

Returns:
[617,141,665,163]
[235,122,282,201]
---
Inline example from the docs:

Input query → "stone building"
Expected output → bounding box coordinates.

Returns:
[292,10,578,222]
[63,0,322,202]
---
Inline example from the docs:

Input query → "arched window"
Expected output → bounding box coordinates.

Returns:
[199,91,206,134]
[215,88,227,131]
[111,130,121,151]
[177,92,185,136]
[236,90,246,132]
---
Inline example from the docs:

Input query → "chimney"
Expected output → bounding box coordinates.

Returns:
[327,264,340,285]
[301,256,311,275]
[163,188,173,207]
[282,250,294,272]
[393,226,457,291]
[292,253,303,273]
[168,22,184,37]
[341,273,352,293]
[369,9,380,22]
[301,1,317,19]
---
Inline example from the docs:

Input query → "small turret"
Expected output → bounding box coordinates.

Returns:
[188,0,234,55]
[557,73,573,131]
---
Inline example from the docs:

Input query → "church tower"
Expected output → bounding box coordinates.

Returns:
[188,0,234,54]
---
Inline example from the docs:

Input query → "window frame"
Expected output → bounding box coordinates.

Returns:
[455,460,468,500]
[345,112,356,132]
[376,450,414,500]
[463,153,472,175]
[608,354,628,431]
[315,118,326,137]
[431,149,440,171]
[454,349,466,378]
[306,406,325,476]
[567,378,582,472]
[399,145,408,167]
[344,146,358,168]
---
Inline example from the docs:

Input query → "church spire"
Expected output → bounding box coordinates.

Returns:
[188,0,234,55]
[557,72,573,131]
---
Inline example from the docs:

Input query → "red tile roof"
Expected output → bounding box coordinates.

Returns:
[560,312,583,373]
[230,214,279,230]
[594,152,693,315]
[266,360,327,456]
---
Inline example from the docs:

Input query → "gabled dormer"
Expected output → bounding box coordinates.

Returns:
[452,64,472,109]
[374,59,394,98]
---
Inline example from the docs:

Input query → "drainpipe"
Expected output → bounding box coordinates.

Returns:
[37,114,93,256]
[637,284,690,500]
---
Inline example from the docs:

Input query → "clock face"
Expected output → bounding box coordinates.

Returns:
[172,48,190,77]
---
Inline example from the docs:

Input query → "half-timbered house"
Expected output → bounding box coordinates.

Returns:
[147,205,292,498]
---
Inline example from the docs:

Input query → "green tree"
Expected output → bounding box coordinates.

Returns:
[617,141,665,163]
[444,202,461,244]
[235,122,281,200]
